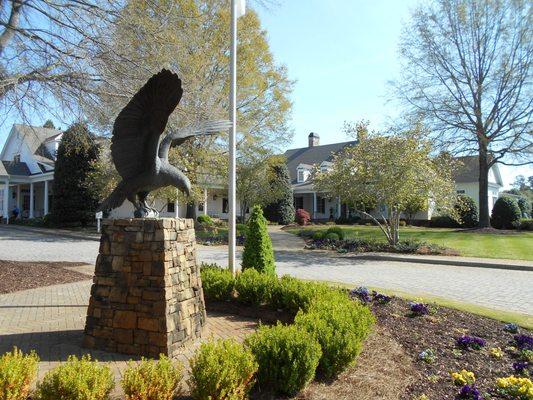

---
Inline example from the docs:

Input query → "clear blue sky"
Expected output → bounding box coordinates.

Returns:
[257,0,416,149]
[256,0,532,187]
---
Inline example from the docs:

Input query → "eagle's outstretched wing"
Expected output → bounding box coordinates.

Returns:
[111,69,183,180]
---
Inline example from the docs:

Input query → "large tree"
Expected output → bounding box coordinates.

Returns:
[314,130,457,245]
[236,154,284,222]
[263,162,295,225]
[83,0,293,207]
[396,0,532,227]
[51,123,100,226]
[0,1,118,122]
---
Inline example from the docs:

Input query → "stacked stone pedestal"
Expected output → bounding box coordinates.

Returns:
[83,218,206,358]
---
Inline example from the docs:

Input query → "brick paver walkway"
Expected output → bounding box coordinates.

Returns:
[0,280,258,398]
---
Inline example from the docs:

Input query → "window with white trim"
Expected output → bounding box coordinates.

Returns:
[297,169,305,183]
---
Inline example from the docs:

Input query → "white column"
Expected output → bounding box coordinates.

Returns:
[313,192,317,220]
[16,185,21,210]
[44,180,49,215]
[174,188,179,219]
[3,180,9,224]
[29,182,34,219]
[203,188,208,216]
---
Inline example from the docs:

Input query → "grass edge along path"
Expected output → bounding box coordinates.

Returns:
[320,280,533,330]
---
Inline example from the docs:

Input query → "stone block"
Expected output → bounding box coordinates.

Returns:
[84,218,206,357]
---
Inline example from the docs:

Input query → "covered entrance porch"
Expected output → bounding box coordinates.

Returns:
[1,175,53,224]
[293,190,342,221]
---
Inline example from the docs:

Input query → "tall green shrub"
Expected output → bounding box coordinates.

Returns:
[189,339,257,400]
[264,164,295,225]
[51,123,100,226]
[0,347,39,400]
[242,206,275,275]
[491,196,521,229]
[295,298,374,378]
[245,323,321,396]
[454,194,479,227]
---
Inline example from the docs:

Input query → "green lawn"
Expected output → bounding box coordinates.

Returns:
[288,225,533,261]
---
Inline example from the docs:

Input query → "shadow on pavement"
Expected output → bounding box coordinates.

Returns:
[0,329,141,362]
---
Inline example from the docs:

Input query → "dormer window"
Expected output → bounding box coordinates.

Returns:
[296,163,312,183]
[13,154,20,163]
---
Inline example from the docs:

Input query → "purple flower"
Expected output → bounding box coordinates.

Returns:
[409,302,429,316]
[372,291,392,304]
[456,384,481,400]
[512,361,529,375]
[456,335,486,350]
[350,286,371,303]
[503,323,519,334]
[514,334,533,351]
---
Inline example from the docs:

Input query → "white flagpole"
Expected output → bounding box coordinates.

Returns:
[228,0,238,276]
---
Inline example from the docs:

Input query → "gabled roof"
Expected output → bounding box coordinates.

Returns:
[12,124,62,161]
[453,155,503,186]
[2,161,31,176]
[283,140,357,184]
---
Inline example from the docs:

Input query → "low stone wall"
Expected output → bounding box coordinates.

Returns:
[83,218,206,358]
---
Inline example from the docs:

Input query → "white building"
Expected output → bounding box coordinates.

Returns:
[0,124,247,222]
[0,125,58,222]
[284,133,504,221]
[0,125,504,223]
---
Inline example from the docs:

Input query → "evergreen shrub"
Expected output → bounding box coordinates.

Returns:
[242,206,275,275]
[0,347,39,400]
[235,268,278,306]
[491,196,521,229]
[200,264,234,301]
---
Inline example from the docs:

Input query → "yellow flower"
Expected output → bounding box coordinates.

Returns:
[490,347,504,358]
[451,369,476,386]
[496,376,533,399]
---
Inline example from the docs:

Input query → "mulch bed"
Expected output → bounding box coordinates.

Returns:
[208,296,532,399]
[0,260,92,294]
[370,296,532,399]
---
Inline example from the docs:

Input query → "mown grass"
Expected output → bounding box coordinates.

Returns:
[287,225,533,261]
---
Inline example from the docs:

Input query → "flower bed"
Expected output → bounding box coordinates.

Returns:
[299,230,452,255]
[369,295,533,400]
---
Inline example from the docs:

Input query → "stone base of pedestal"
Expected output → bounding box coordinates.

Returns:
[83,218,206,358]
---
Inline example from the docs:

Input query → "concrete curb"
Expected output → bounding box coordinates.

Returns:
[342,253,533,272]
[0,224,100,242]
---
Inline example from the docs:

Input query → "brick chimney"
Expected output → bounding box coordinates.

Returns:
[308,132,320,147]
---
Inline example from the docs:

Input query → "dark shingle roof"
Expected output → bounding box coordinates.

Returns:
[283,140,357,183]
[453,156,480,183]
[2,161,31,176]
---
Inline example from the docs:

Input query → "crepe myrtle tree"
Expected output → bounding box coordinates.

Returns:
[314,130,457,245]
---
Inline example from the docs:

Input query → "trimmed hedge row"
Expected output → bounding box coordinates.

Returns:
[200,264,375,395]
[1,268,373,400]
[0,351,182,400]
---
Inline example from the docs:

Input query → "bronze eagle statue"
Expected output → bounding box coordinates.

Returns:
[98,69,230,218]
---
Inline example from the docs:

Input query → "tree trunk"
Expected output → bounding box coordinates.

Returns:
[478,142,491,228]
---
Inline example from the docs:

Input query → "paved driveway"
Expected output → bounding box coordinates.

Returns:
[0,225,531,315]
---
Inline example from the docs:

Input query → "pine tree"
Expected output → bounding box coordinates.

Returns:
[242,206,276,275]
[51,123,100,226]
[264,164,295,225]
